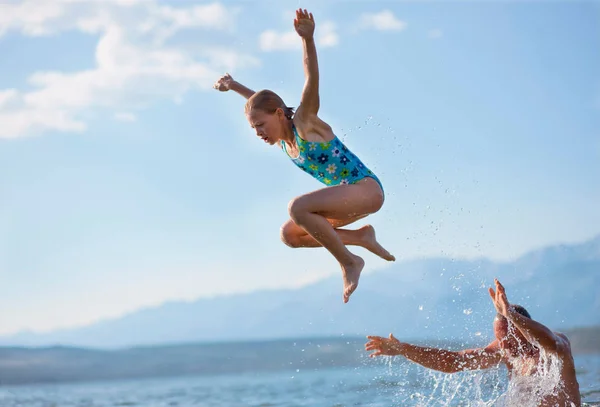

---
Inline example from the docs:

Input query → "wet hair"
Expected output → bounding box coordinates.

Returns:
[245,89,295,120]
[512,304,531,319]
[496,304,531,321]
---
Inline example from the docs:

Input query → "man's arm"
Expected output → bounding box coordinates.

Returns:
[293,9,319,117]
[366,334,503,373]
[509,311,564,352]
[490,279,566,353]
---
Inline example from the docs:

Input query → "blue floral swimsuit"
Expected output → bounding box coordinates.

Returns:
[281,125,384,197]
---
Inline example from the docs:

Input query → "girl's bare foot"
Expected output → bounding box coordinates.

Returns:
[360,225,395,261]
[342,254,365,303]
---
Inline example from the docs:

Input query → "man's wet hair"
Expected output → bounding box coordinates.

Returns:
[512,304,531,319]
[496,305,531,321]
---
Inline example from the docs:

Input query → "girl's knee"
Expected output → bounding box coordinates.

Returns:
[280,221,301,248]
[287,196,307,221]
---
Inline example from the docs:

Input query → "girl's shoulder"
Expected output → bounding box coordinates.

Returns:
[292,112,335,143]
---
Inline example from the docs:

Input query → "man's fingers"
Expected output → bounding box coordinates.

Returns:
[498,286,507,301]
[495,278,506,294]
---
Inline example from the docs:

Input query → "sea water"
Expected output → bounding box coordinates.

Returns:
[1,354,598,407]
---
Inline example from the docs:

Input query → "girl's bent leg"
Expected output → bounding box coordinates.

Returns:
[286,178,386,302]
[280,220,395,261]
[280,213,367,248]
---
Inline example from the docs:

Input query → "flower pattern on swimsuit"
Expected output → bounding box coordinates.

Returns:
[282,127,383,190]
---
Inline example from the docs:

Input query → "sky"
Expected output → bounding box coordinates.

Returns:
[0,0,599,336]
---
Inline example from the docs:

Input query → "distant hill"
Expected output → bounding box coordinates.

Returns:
[562,326,600,354]
[1,235,598,349]
[0,327,597,386]
[0,336,365,385]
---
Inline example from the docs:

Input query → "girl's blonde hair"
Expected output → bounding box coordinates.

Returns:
[245,90,295,119]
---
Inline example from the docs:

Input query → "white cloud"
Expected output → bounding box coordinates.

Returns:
[0,1,67,37]
[259,20,339,52]
[259,30,299,52]
[0,89,19,108]
[0,1,259,139]
[319,22,339,47]
[359,10,406,32]
[0,1,234,39]
[115,112,137,122]
[428,28,443,39]
[199,48,260,73]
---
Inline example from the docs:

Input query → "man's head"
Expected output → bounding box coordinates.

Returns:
[493,304,531,352]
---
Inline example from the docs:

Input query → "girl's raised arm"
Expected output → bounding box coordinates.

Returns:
[294,9,320,117]
[213,73,255,100]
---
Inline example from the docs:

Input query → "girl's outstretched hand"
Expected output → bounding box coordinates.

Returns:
[294,8,315,39]
[213,73,234,92]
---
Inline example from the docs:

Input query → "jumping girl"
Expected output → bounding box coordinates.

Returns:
[214,9,395,303]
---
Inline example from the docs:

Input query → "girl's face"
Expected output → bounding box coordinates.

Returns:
[246,108,285,145]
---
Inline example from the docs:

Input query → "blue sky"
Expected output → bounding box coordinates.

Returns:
[1,0,598,336]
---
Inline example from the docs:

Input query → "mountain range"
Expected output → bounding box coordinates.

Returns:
[2,235,599,349]
[1,328,598,386]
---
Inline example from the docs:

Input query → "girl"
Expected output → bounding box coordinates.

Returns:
[214,9,395,303]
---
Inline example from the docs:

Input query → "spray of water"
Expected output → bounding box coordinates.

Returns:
[376,348,570,407]
[500,349,570,407]
[394,366,506,407]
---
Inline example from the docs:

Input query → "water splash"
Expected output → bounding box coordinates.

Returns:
[380,348,571,407]
[500,350,568,407]
[389,364,506,407]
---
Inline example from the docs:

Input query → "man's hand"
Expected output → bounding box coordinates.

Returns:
[294,8,315,40]
[489,278,510,318]
[213,73,234,92]
[365,334,402,357]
